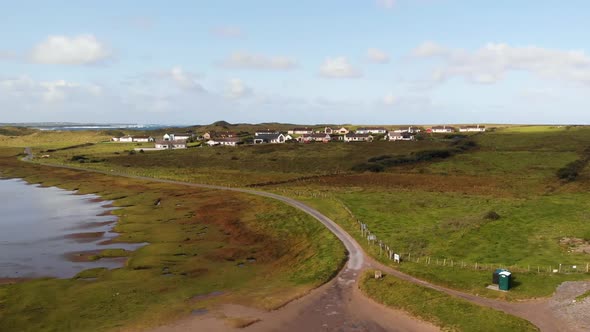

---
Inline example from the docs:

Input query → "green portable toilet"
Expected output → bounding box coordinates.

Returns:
[498,271,512,291]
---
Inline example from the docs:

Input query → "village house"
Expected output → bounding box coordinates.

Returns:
[132,136,154,143]
[355,127,387,135]
[343,133,373,142]
[336,127,350,135]
[393,126,421,134]
[298,133,331,143]
[388,131,415,141]
[253,133,286,144]
[155,139,187,149]
[116,135,134,142]
[459,125,486,132]
[255,129,279,136]
[429,126,455,133]
[288,127,314,135]
[324,127,334,134]
[207,137,241,147]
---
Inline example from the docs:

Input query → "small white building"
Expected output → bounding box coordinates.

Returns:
[459,125,486,132]
[253,133,286,144]
[392,126,421,134]
[132,136,154,142]
[388,132,415,141]
[118,135,134,142]
[298,133,331,143]
[255,129,279,136]
[343,133,373,142]
[155,140,187,149]
[288,127,314,135]
[336,127,350,135]
[430,126,454,133]
[207,137,241,147]
[355,127,387,135]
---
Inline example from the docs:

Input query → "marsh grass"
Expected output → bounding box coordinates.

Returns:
[0,149,345,331]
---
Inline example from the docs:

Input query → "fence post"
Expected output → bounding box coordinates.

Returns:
[587,263,589,273]
[475,262,478,270]
[559,264,562,273]
[443,259,446,266]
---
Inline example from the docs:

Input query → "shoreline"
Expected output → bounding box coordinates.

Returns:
[0,176,142,279]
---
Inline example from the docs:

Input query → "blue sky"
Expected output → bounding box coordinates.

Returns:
[1,0,589,124]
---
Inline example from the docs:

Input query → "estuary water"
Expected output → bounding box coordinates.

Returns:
[0,178,143,278]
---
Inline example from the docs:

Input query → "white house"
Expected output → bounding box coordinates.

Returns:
[336,127,350,135]
[459,125,486,132]
[430,126,454,133]
[324,127,334,134]
[388,132,415,141]
[117,135,134,142]
[288,127,314,135]
[393,126,421,134]
[132,136,153,143]
[253,133,286,144]
[343,133,373,142]
[355,127,387,135]
[207,137,241,147]
[155,140,187,149]
[255,129,279,136]
[299,133,331,143]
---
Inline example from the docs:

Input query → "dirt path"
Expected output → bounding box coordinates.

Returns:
[26,158,580,331]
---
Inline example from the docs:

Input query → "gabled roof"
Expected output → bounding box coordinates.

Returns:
[346,133,372,138]
[155,139,186,144]
[254,133,283,141]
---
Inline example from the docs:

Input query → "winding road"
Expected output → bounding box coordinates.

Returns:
[24,152,576,331]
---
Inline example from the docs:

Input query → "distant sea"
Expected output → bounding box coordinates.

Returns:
[33,124,169,131]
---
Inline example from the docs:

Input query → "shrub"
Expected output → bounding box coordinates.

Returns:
[484,211,501,220]
[71,155,88,162]
[556,159,586,182]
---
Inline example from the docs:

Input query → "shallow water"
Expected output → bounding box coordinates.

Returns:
[0,178,144,278]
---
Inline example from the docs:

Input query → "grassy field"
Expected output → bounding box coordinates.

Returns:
[29,138,454,186]
[360,272,538,331]
[2,125,590,329]
[0,148,345,331]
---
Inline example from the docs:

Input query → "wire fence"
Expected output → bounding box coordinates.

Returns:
[339,201,590,275]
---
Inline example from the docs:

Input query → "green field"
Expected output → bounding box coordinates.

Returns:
[2,124,590,330]
[360,272,538,331]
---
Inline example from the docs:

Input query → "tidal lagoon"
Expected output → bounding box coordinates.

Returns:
[0,178,143,278]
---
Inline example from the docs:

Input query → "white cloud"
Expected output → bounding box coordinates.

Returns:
[319,57,363,78]
[220,52,298,70]
[376,0,396,9]
[367,48,390,64]
[0,76,103,106]
[166,66,205,92]
[413,41,590,85]
[383,92,398,105]
[225,78,252,99]
[30,35,111,65]
[212,26,244,38]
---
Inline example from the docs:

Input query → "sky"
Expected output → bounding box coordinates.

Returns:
[1,0,590,125]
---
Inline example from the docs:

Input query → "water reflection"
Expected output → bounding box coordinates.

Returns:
[0,178,145,278]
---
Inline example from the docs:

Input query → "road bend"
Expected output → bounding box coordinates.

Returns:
[24,157,574,331]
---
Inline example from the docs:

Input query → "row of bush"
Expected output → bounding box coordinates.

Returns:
[352,138,477,173]
[70,155,105,163]
[556,148,590,182]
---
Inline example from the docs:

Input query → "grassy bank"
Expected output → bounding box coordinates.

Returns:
[0,148,345,331]
[360,272,538,331]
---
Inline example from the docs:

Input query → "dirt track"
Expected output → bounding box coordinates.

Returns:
[29,159,581,331]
